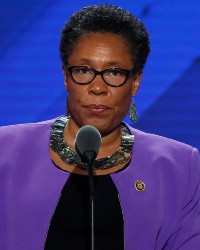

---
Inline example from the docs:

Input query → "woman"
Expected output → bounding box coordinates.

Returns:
[0,4,200,250]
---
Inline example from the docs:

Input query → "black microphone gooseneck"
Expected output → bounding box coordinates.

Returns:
[75,125,101,250]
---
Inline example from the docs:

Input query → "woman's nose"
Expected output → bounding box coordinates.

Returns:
[87,75,108,95]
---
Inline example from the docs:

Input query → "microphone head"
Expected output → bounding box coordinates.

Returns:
[75,125,101,164]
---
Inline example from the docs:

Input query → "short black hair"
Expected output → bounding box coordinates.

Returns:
[60,4,150,73]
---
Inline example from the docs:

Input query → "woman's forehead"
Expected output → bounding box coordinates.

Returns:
[68,32,134,67]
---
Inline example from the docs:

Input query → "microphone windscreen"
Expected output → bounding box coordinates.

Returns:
[75,125,101,159]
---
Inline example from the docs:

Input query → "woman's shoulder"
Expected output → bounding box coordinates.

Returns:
[124,123,200,193]
[0,117,59,154]
[0,118,59,174]
[125,122,200,175]
[0,117,57,137]
[126,122,196,153]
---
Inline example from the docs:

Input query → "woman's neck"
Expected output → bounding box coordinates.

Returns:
[64,118,122,159]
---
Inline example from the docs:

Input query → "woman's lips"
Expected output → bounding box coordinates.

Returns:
[84,104,111,114]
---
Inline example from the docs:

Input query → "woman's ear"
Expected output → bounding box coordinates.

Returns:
[131,71,143,96]
[62,65,68,89]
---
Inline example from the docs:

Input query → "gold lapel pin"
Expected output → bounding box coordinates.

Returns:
[134,180,146,192]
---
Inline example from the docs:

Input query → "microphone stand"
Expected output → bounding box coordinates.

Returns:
[84,151,96,250]
[87,162,95,250]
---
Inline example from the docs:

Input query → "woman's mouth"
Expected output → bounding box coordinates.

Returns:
[84,104,111,114]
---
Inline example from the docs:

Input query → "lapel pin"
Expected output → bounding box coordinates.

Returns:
[134,180,146,192]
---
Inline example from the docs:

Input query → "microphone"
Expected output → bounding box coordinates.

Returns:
[74,125,101,250]
[75,125,101,166]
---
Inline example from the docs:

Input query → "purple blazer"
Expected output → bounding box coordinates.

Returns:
[0,118,200,249]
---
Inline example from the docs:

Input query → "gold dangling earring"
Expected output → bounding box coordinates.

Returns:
[129,96,138,122]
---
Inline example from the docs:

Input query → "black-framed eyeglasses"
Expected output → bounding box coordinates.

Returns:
[66,66,134,87]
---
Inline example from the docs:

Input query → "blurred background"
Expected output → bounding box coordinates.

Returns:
[0,0,199,149]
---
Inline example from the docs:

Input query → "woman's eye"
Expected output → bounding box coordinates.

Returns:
[77,67,91,74]
[107,69,123,76]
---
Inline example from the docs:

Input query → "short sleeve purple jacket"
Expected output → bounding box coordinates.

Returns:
[0,118,200,250]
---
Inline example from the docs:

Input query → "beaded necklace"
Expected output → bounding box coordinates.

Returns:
[50,116,134,170]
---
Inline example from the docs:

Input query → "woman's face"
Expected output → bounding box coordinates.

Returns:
[63,32,142,134]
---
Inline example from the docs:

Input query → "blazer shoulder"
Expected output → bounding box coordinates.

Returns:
[0,118,56,136]
[126,123,194,153]
[0,118,58,153]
